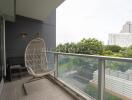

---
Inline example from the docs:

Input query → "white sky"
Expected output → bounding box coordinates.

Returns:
[56,0,132,45]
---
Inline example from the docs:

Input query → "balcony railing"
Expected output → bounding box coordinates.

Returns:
[46,51,132,100]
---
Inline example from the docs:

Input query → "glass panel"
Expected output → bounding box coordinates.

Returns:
[105,60,132,100]
[58,54,99,99]
[46,52,55,70]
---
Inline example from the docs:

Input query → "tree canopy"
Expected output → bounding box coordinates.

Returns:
[56,38,132,58]
[104,45,122,53]
[56,38,104,55]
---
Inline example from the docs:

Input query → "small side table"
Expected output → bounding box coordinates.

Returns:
[9,65,27,81]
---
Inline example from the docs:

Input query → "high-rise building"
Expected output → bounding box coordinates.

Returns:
[108,21,132,47]
[120,21,132,33]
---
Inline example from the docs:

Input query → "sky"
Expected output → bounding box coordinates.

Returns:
[56,0,132,45]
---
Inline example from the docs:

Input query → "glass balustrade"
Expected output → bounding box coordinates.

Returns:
[46,52,132,100]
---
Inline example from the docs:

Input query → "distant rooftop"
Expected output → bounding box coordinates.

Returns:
[120,21,132,33]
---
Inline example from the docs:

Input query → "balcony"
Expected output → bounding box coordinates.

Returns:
[1,51,132,100]
[0,76,76,100]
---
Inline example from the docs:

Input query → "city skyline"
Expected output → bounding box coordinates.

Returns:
[56,0,132,45]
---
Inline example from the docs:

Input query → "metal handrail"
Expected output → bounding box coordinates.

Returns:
[46,51,132,62]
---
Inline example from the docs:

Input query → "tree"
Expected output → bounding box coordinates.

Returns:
[104,45,122,53]
[103,50,113,56]
[76,38,104,55]
[56,38,104,55]
[119,46,132,58]
[56,44,65,52]
[56,38,132,58]
[56,43,78,53]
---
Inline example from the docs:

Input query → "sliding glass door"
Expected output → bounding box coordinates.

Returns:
[0,16,5,94]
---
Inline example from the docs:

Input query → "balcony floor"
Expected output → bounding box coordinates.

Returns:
[0,77,76,100]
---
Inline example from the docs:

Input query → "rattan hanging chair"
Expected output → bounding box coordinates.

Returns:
[25,37,54,78]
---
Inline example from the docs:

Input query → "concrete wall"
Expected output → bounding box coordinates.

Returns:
[5,11,56,58]
[0,0,15,21]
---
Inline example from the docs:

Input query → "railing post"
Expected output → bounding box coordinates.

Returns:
[54,53,58,77]
[98,59,105,100]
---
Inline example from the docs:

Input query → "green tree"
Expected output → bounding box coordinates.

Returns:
[56,38,132,58]
[76,38,104,55]
[103,50,113,56]
[56,43,78,53]
[56,44,65,52]
[104,45,122,53]
[56,38,104,55]
[119,47,132,58]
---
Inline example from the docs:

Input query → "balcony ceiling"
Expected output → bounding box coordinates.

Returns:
[16,0,65,21]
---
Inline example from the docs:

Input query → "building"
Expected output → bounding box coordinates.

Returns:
[108,33,132,47]
[108,21,132,47]
[120,21,132,33]
[91,68,132,99]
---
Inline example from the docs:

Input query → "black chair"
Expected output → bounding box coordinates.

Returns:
[6,57,27,81]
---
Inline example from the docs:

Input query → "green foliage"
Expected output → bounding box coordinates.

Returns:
[56,43,77,53]
[56,38,132,58]
[106,61,132,71]
[104,45,122,53]
[112,53,124,57]
[103,45,132,57]
[77,38,104,55]
[56,38,104,55]
[58,57,74,73]
[120,48,132,58]
[85,84,122,100]
[84,84,97,98]
[56,44,65,52]
[103,50,113,56]
[72,57,98,79]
